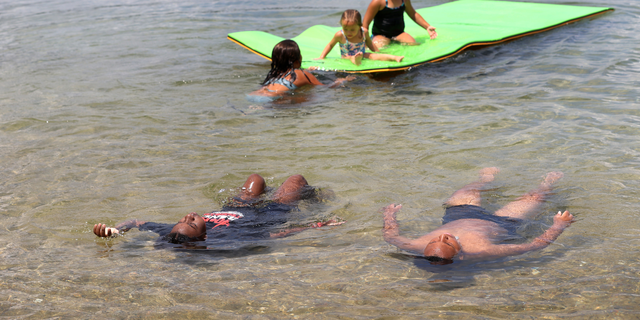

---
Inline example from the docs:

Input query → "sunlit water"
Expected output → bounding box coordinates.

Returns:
[1,0,639,318]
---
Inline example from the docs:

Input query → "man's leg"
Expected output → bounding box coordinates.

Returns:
[493,171,563,220]
[444,167,499,207]
[238,173,266,201]
[272,174,310,205]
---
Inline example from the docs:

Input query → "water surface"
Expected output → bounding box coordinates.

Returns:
[1,0,640,318]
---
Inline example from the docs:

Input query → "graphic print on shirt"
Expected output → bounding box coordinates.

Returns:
[203,211,245,229]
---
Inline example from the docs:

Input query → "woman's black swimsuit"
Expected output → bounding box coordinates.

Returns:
[372,0,406,39]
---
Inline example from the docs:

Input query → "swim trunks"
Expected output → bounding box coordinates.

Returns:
[443,205,525,240]
[339,28,367,57]
[372,0,405,39]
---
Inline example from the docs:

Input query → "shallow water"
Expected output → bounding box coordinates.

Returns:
[2,0,640,318]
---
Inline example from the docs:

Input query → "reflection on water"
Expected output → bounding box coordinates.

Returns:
[1,0,640,318]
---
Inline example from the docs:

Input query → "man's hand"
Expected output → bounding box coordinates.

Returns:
[93,223,120,238]
[383,203,402,220]
[311,218,346,228]
[553,210,574,229]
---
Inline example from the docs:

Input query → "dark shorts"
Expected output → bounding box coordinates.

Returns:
[443,205,524,240]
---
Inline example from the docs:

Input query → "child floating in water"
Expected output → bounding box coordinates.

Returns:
[249,39,354,101]
[363,0,437,48]
[93,174,344,245]
[316,9,404,66]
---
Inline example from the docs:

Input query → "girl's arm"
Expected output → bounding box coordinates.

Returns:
[362,0,384,33]
[405,0,437,40]
[316,32,342,59]
[293,69,354,87]
[364,32,379,52]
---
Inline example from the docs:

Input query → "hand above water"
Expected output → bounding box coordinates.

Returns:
[93,223,120,237]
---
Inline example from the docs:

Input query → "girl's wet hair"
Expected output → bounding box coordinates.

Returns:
[262,39,301,86]
[340,9,362,26]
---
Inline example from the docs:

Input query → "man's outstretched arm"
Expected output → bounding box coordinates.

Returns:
[270,218,345,238]
[382,204,425,253]
[93,219,147,237]
[469,211,574,260]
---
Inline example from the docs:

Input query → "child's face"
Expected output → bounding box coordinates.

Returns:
[341,21,361,40]
[171,212,206,240]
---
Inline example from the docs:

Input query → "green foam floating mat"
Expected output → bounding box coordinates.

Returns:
[228,0,612,73]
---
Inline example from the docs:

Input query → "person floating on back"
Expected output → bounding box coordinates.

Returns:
[316,9,404,66]
[363,0,437,48]
[249,39,355,101]
[382,167,575,265]
[93,174,344,246]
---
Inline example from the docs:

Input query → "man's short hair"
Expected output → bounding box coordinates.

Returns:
[163,232,200,244]
[425,255,454,265]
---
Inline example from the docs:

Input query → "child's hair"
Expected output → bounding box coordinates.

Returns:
[340,9,362,27]
[163,232,201,244]
[262,39,301,86]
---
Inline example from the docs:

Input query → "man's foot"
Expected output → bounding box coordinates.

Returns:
[479,167,499,183]
[544,171,564,185]
[538,171,563,192]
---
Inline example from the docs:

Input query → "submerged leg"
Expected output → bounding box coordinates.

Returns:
[272,174,310,205]
[238,173,267,201]
[444,167,499,207]
[493,171,563,220]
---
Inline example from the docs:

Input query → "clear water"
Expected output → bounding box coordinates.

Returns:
[1,0,639,318]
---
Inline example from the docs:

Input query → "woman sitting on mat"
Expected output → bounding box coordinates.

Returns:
[363,0,437,48]
[316,9,403,66]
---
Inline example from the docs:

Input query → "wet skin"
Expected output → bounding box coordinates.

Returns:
[169,212,207,240]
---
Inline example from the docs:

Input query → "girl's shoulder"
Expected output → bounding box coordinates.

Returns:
[334,30,347,43]
[293,69,320,86]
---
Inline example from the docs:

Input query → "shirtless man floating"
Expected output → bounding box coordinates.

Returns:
[382,167,574,264]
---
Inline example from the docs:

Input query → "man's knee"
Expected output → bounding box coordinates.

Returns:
[242,173,266,197]
[283,174,308,188]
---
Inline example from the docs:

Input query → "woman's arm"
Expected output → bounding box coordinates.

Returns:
[404,0,437,39]
[362,0,384,33]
